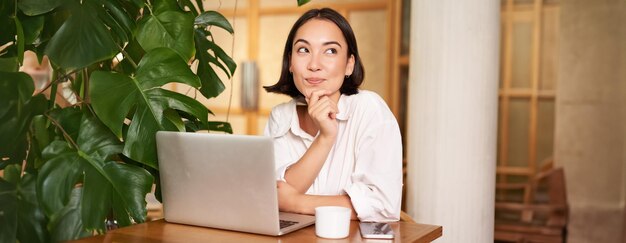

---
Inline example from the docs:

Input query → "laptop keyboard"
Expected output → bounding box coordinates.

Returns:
[279,220,299,229]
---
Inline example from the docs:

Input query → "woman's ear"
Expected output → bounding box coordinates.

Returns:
[345,54,355,76]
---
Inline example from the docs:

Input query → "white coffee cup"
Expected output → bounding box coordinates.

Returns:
[315,206,351,239]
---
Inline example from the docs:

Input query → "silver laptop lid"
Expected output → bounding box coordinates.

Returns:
[156,131,281,235]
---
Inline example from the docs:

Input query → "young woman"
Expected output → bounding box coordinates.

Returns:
[263,8,402,222]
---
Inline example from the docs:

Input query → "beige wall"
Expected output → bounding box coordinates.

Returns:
[556,0,626,242]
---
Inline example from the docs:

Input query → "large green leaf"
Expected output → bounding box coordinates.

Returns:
[200,28,236,78]
[38,141,83,216]
[178,0,199,17]
[0,172,50,243]
[127,0,145,9]
[185,120,233,134]
[193,28,234,99]
[19,13,44,45]
[0,0,16,45]
[92,0,138,45]
[0,72,33,118]
[152,0,181,15]
[102,0,137,39]
[49,107,83,144]
[102,162,155,227]
[115,38,145,74]
[38,109,153,234]
[191,11,236,99]
[15,17,25,64]
[0,178,17,243]
[136,10,195,61]
[194,11,233,33]
[45,1,119,70]
[39,7,70,46]
[0,57,18,72]
[18,0,67,16]
[3,164,21,184]
[194,11,236,83]
[48,187,91,242]
[27,115,54,172]
[90,48,208,168]
[96,4,129,43]
[0,71,47,167]
[16,173,49,243]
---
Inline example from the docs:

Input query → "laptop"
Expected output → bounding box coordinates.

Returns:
[155,131,316,236]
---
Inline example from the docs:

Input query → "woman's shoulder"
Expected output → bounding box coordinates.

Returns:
[270,99,295,115]
[353,90,385,103]
[337,90,396,127]
[344,90,399,134]
[347,90,393,116]
[266,99,296,137]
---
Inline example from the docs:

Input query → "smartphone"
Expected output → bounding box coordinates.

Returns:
[359,222,394,239]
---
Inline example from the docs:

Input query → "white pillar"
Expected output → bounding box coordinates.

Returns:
[405,0,500,242]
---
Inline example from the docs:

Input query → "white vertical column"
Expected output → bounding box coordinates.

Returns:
[405,0,500,242]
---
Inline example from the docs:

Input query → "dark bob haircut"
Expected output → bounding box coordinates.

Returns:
[263,8,365,98]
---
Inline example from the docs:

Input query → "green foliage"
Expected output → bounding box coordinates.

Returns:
[0,72,48,167]
[0,165,49,243]
[45,1,120,70]
[90,48,208,168]
[297,0,311,7]
[136,9,195,61]
[0,0,237,241]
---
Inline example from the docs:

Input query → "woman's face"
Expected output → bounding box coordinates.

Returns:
[289,19,355,103]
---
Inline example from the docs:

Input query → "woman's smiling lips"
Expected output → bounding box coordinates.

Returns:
[305,77,325,85]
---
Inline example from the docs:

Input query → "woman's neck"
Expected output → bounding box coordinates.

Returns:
[296,106,319,137]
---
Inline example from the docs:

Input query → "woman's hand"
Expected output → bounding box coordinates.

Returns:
[282,90,338,193]
[306,90,339,140]
[277,181,303,213]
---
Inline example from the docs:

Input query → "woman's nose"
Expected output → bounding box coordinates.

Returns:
[307,54,321,71]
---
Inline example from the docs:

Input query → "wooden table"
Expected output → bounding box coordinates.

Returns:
[71,219,442,242]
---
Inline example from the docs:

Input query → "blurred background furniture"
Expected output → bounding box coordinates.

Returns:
[494,165,568,243]
[400,210,416,223]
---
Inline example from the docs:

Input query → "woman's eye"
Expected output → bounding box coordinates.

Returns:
[297,47,308,53]
[325,48,338,54]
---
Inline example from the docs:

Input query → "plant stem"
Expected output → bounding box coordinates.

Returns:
[120,47,138,69]
[67,75,85,104]
[226,0,238,122]
[145,1,154,15]
[34,69,81,97]
[82,68,90,104]
[48,71,58,109]
[44,113,79,150]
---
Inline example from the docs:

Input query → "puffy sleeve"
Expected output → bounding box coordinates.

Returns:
[264,103,298,182]
[270,137,299,182]
[344,118,403,222]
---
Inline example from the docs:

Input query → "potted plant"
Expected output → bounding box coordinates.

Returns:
[0,0,238,241]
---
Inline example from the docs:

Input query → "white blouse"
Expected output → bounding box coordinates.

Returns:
[264,90,403,221]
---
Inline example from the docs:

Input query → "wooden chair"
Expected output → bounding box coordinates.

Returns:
[494,167,568,243]
[400,210,416,223]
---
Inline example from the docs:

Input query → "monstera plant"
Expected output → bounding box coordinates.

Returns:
[0,0,265,241]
